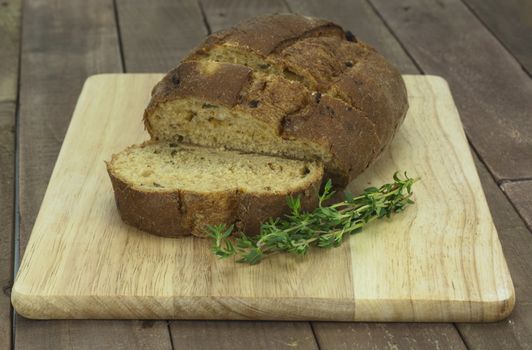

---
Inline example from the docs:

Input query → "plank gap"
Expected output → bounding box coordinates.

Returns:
[501,180,532,233]
[197,0,212,34]
[280,0,292,12]
[167,320,175,350]
[363,0,425,74]
[0,0,24,349]
[112,0,127,72]
[453,323,471,350]
[500,177,532,185]
[309,322,322,350]
[367,0,532,181]
[459,0,531,79]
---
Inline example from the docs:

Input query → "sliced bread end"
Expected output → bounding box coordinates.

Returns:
[107,142,323,237]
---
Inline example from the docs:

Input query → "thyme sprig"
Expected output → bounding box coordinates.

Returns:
[208,172,418,265]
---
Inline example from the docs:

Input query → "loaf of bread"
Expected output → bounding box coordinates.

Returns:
[145,14,408,186]
[108,14,408,237]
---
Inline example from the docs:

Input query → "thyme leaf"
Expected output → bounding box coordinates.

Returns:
[208,171,418,265]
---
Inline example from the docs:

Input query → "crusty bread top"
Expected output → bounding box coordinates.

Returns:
[194,13,345,56]
[149,61,253,108]
[184,14,407,145]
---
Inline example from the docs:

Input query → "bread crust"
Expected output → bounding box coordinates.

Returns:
[281,95,380,184]
[145,14,408,186]
[110,14,408,239]
[191,13,345,56]
[107,155,323,238]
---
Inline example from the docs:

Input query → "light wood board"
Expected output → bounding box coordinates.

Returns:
[11,74,515,321]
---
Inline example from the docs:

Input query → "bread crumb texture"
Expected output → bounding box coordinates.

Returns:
[109,142,321,194]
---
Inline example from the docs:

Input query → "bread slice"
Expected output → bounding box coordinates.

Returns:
[144,14,408,186]
[107,142,323,237]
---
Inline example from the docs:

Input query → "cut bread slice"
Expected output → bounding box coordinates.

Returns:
[107,142,323,237]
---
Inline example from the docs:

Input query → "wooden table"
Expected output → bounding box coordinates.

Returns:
[1,0,531,348]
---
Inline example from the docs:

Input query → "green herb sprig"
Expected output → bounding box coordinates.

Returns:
[208,172,418,265]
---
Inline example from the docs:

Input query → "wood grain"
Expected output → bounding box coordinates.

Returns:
[347,75,513,322]
[462,0,532,76]
[170,321,318,350]
[0,0,21,348]
[285,0,418,74]
[456,157,532,349]
[15,0,171,348]
[501,180,532,232]
[115,0,207,72]
[312,322,466,349]
[11,74,514,322]
[15,320,172,350]
[201,0,287,31]
[369,0,532,182]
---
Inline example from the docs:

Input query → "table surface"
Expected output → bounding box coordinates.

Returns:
[1,0,531,349]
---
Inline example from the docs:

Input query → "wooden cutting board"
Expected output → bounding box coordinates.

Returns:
[12,74,515,322]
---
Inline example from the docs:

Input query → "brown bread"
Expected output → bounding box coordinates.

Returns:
[108,14,408,237]
[107,142,322,237]
[144,14,408,185]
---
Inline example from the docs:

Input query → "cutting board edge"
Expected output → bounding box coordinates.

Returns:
[12,284,515,322]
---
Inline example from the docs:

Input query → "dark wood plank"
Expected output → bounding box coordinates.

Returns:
[369,0,532,182]
[170,321,318,350]
[115,1,319,347]
[0,101,15,349]
[115,0,208,72]
[458,305,532,350]
[462,0,532,76]
[501,180,532,231]
[0,0,21,348]
[18,0,121,254]
[16,320,171,350]
[312,323,466,350]
[455,155,532,349]
[202,0,286,31]
[285,0,418,74]
[16,0,171,348]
